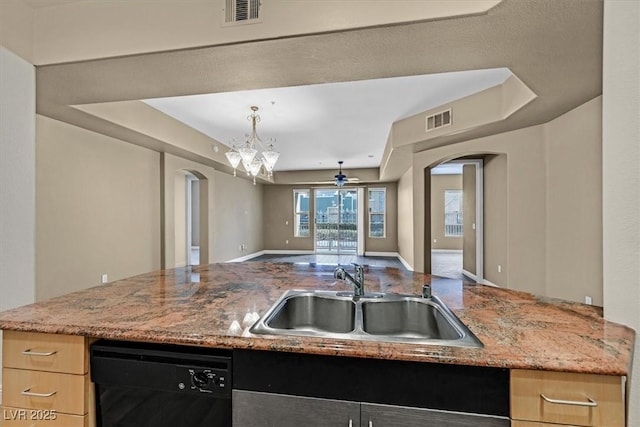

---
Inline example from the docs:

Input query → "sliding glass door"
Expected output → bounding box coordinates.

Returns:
[314,189,358,254]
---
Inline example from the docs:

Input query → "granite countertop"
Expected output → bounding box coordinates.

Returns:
[0,262,634,375]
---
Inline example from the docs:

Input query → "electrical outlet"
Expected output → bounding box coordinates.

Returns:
[585,296,593,305]
[433,239,437,243]
[101,274,108,284]
[285,220,289,225]
[285,240,289,245]
[497,265,502,273]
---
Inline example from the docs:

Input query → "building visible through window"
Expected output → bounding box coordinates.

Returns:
[444,189,463,237]
[368,188,386,238]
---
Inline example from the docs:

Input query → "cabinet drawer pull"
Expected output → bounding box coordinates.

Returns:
[540,393,598,407]
[22,348,57,357]
[21,388,57,398]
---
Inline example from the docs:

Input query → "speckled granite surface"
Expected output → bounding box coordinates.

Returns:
[0,262,634,375]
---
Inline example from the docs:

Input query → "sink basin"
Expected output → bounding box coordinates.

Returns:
[265,292,356,334]
[251,290,482,348]
[361,298,462,340]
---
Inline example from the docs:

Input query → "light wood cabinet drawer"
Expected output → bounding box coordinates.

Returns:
[511,370,624,427]
[2,331,87,374]
[512,421,582,427]
[1,406,87,427]
[1,368,88,415]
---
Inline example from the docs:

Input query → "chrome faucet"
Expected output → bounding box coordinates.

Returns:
[334,264,365,298]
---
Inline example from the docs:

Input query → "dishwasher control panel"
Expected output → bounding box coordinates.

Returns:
[183,367,228,394]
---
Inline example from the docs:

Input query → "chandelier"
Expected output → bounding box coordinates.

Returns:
[334,161,348,187]
[225,106,280,184]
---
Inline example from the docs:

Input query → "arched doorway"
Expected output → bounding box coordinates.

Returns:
[427,158,484,283]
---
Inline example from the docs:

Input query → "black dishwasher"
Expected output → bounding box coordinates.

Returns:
[91,340,232,427]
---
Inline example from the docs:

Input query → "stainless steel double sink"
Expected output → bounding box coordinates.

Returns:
[250,290,483,348]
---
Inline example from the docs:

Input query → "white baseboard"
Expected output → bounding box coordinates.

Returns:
[263,250,316,255]
[226,250,265,262]
[481,279,499,287]
[462,269,477,281]
[431,249,463,254]
[461,269,499,287]
[364,251,397,257]
[397,254,414,271]
[364,251,414,271]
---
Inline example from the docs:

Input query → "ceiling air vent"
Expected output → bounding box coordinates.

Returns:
[426,109,452,132]
[225,0,261,24]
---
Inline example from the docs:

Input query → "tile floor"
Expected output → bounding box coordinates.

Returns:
[195,247,465,280]
[431,250,464,280]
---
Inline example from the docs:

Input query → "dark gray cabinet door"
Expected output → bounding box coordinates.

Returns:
[361,403,510,427]
[233,390,360,427]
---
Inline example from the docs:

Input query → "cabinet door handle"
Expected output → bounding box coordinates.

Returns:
[22,349,57,357]
[540,393,598,407]
[21,388,57,398]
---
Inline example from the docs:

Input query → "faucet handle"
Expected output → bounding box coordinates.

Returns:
[422,284,432,299]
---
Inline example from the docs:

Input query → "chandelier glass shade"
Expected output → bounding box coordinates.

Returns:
[334,161,348,187]
[225,106,280,184]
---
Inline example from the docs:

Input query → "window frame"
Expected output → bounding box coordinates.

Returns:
[368,187,386,239]
[293,189,310,238]
[444,189,463,237]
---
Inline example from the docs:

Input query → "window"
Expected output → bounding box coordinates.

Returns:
[368,188,386,238]
[444,189,463,237]
[294,190,310,237]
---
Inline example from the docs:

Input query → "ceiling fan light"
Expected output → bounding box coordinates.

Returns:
[334,160,348,187]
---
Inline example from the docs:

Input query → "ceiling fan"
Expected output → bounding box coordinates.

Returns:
[294,161,361,186]
[334,161,347,187]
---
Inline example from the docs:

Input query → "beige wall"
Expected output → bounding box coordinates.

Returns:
[365,183,398,254]
[397,168,414,268]
[602,1,640,424]
[430,174,463,250]
[36,115,161,300]
[263,185,314,251]
[413,124,547,295]
[263,184,398,253]
[462,165,476,274]
[411,97,602,300]
[212,171,264,262]
[545,98,603,304]
[162,154,264,265]
[483,154,508,286]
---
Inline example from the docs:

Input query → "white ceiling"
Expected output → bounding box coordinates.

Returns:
[144,68,511,171]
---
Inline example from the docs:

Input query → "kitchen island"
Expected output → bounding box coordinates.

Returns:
[0,262,635,426]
